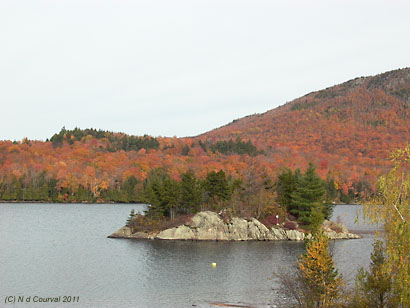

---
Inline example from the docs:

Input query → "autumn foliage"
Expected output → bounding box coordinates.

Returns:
[298,231,344,308]
[0,68,409,203]
[362,146,410,307]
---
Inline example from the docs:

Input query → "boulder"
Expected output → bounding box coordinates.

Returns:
[188,211,230,240]
[108,226,132,238]
[270,227,287,240]
[188,211,223,229]
[156,225,195,240]
[228,217,250,240]
[285,229,306,241]
[325,230,360,240]
[248,218,273,240]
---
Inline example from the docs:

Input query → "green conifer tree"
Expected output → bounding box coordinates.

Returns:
[126,209,136,226]
[179,171,202,213]
[290,163,329,227]
[275,168,300,211]
[203,170,231,202]
[354,240,396,308]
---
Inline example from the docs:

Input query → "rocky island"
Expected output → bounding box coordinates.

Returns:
[108,211,360,241]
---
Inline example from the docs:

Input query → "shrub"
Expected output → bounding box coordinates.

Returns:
[262,215,277,228]
[283,221,297,230]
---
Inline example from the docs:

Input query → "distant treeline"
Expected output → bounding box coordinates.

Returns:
[48,128,261,157]
[198,137,261,156]
[49,127,159,152]
[0,169,235,207]
[0,172,140,203]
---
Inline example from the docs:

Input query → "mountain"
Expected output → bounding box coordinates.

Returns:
[198,67,410,182]
[0,68,409,202]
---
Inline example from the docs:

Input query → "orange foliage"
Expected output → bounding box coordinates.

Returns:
[0,68,409,192]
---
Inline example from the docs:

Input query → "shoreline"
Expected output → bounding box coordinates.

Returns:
[109,211,361,242]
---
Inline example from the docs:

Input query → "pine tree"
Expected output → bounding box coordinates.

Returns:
[203,170,231,202]
[142,168,169,218]
[179,171,202,214]
[354,240,396,308]
[162,178,180,220]
[275,168,300,211]
[126,209,136,226]
[181,144,190,156]
[123,175,138,202]
[290,163,329,227]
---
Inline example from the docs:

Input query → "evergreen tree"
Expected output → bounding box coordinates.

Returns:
[290,163,329,227]
[198,140,208,152]
[275,168,301,211]
[181,144,190,156]
[123,175,138,202]
[203,170,231,202]
[179,171,202,214]
[126,209,136,226]
[142,168,181,219]
[162,178,180,220]
[142,168,169,218]
[209,137,258,156]
[354,240,396,308]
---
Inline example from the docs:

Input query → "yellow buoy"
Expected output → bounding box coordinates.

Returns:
[212,262,217,267]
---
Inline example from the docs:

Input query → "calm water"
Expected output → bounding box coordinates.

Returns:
[0,203,377,308]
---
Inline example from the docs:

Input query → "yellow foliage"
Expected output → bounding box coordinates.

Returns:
[363,146,410,307]
[298,230,344,308]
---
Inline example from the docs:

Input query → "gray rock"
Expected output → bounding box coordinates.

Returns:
[108,226,132,238]
[156,227,177,240]
[188,211,230,240]
[129,232,150,239]
[270,227,287,240]
[285,229,306,241]
[249,218,272,240]
[156,225,195,240]
[109,211,360,241]
[188,211,222,229]
[322,219,360,239]
[228,217,249,240]
[325,230,360,240]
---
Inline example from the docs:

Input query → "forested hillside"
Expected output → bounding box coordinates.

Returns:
[200,68,410,191]
[0,68,409,204]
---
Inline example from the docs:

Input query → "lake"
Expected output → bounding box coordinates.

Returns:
[0,203,377,308]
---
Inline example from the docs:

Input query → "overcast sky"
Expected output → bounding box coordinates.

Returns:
[1,0,409,141]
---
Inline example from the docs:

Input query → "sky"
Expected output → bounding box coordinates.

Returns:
[1,0,409,141]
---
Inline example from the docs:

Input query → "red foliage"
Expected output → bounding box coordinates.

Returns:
[262,215,280,228]
[283,221,297,230]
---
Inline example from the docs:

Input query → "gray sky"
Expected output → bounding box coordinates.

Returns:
[1,0,409,141]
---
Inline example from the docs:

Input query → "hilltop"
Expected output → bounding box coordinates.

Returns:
[199,67,410,185]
